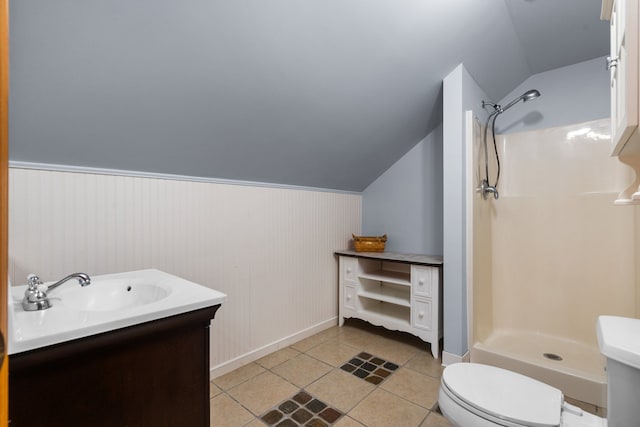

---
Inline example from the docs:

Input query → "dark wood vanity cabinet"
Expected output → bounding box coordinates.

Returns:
[9,305,220,427]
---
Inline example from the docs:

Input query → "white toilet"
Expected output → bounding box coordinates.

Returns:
[438,316,640,427]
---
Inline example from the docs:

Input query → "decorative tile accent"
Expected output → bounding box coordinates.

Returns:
[280,400,299,414]
[263,410,284,424]
[291,408,313,423]
[319,408,342,423]
[339,353,396,384]
[364,376,383,385]
[306,419,329,427]
[261,391,343,426]
[293,391,313,405]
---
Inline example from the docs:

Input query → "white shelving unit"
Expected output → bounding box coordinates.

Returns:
[336,251,443,359]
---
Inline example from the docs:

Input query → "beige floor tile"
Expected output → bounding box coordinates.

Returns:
[404,352,444,379]
[213,363,266,390]
[333,415,366,427]
[420,411,452,427]
[227,371,298,416]
[255,347,300,369]
[305,369,374,413]
[336,324,383,349]
[313,325,341,340]
[244,418,265,427]
[349,388,429,427]
[362,336,422,365]
[271,353,333,387]
[305,338,360,367]
[210,381,223,398]
[291,328,338,352]
[381,367,441,409]
[209,394,255,427]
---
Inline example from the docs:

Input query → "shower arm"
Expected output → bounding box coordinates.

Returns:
[483,91,533,115]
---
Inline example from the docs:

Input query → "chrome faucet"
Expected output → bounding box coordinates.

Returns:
[22,272,91,311]
[480,179,499,200]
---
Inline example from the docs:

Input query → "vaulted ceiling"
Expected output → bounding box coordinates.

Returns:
[9,0,609,191]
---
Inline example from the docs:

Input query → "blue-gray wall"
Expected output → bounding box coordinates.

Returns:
[442,64,491,358]
[360,57,610,359]
[496,56,610,134]
[362,125,443,255]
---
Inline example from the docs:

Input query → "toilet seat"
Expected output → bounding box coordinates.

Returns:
[441,363,563,427]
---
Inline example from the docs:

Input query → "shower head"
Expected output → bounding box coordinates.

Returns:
[522,89,541,102]
[499,89,541,113]
[521,89,540,102]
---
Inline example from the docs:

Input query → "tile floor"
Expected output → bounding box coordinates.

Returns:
[210,319,452,427]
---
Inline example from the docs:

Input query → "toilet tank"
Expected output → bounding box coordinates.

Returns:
[597,316,640,427]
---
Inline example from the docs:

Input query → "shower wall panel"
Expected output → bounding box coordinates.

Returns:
[470,114,495,344]
[489,119,637,345]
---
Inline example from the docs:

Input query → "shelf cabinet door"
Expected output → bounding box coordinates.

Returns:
[344,285,357,311]
[412,299,433,332]
[342,257,358,284]
[411,266,437,299]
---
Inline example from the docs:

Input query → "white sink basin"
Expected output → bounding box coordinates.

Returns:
[8,269,226,354]
[59,279,170,311]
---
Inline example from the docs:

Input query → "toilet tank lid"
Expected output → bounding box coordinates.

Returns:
[442,363,562,427]
[597,315,640,370]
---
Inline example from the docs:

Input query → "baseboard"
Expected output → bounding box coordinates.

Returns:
[210,317,338,379]
[442,350,470,366]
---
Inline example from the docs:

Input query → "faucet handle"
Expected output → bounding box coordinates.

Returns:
[27,274,42,289]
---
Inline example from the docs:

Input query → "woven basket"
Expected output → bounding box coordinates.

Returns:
[352,234,387,252]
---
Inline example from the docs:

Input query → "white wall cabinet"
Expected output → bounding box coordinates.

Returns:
[603,0,639,156]
[603,0,640,204]
[336,251,443,359]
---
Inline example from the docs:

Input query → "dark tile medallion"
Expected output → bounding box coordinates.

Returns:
[261,391,343,426]
[339,353,397,384]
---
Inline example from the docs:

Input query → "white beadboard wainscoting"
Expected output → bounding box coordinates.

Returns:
[8,167,362,377]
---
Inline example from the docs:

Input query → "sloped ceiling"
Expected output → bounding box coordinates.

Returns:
[9,0,609,191]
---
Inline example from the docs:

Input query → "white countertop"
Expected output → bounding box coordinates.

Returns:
[8,269,226,354]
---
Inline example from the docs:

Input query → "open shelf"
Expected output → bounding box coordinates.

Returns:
[359,298,410,325]
[358,270,410,286]
[359,280,410,307]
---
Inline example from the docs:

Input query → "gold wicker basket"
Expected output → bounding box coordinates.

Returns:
[352,234,387,252]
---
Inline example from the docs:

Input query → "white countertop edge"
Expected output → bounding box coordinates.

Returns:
[8,269,226,355]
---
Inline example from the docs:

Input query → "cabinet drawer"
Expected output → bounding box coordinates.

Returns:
[341,257,358,283]
[344,285,357,311]
[411,266,437,298]
[412,299,432,331]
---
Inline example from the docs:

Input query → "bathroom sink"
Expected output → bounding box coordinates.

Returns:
[8,269,227,354]
[58,279,170,311]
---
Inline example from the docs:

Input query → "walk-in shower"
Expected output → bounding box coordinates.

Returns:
[466,111,638,408]
[479,89,541,199]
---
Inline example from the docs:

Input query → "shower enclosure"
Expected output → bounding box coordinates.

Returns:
[466,112,639,407]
